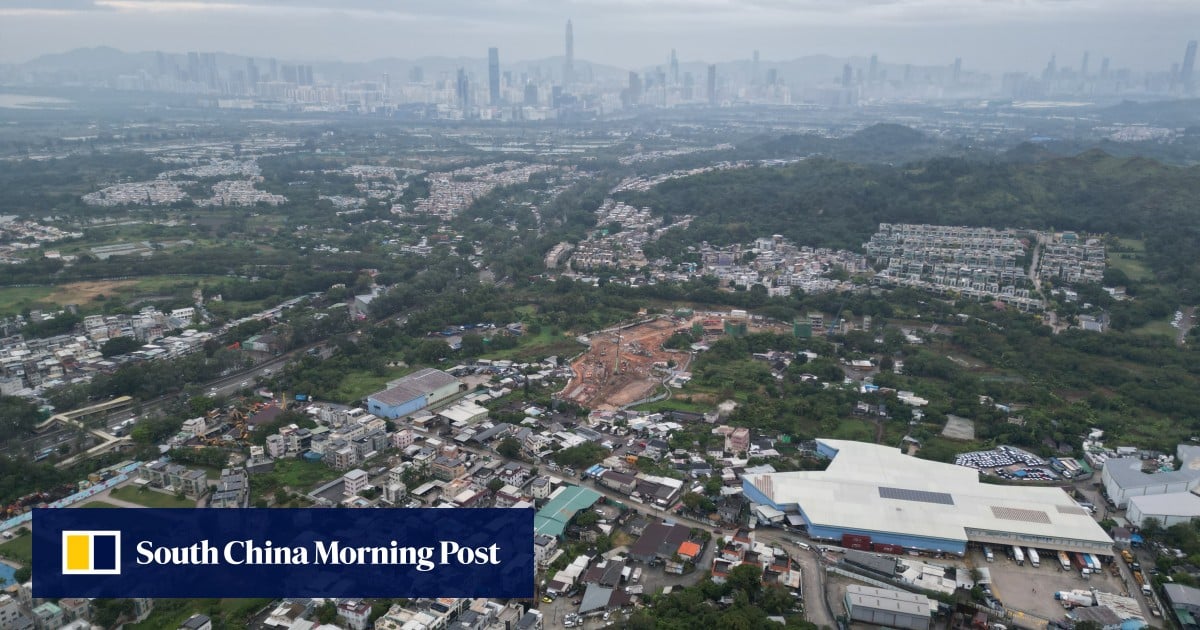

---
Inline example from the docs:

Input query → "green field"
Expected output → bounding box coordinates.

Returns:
[0,274,225,316]
[1108,238,1154,283]
[110,486,195,508]
[248,459,342,501]
[1134,319,1178,339]
[330,366,413,404]
[77,500,121,508]
[0,534,33,565]
[482,328,584,362]
[127,598,274,630]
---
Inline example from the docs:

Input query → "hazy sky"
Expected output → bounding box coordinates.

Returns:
[0,0,1197,73]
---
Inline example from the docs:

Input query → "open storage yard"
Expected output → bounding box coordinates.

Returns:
[561,317,691,410]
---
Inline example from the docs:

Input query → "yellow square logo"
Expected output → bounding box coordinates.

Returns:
[62,530,121,575]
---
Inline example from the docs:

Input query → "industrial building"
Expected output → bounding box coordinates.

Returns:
[1164,583,1200,630]
[534,485,603,538]
[1101,446,1200,509]
[1127,492,1200,527]
[743,439,1113,555]
[366,368,464,419]
[843,584,933,630]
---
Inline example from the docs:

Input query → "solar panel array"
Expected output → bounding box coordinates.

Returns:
[990,506,1052,524]
[878,486,955,505]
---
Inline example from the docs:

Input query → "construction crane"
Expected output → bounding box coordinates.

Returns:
[827,296,851,337]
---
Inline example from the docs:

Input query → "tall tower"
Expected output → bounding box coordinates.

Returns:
[752,50,760,85]
[1182,40,1198,92]
[1080,51,1090,78]
[670,49,679,85]
[706,64,717,105]
[564,20,575,83]
[1100,57,1110,80]
[868,54,878,83]
[456,68,471,112]
[488,47,501,106]
[953,57,962,85]
[842,63,853,88]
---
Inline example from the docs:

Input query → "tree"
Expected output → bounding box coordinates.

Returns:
[315,601,338,624]
[496,436,522,459]
[101,336,142,357]
[1142,517,1164,539]
[486,478,505,493]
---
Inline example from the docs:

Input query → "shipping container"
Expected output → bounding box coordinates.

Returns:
[842,533,872,546]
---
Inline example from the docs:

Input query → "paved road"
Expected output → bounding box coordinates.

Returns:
[1177,306,1195,346]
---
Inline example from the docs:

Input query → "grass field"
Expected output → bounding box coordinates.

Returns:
[1134,319,1177,339]
[110,486,194,508]
[482,328,584,362]
[249,459,342,501]
[329,366,413,404]
[0,275,224,316]
[77,500,122,508]
[127,598,274,630]
[0,534,32,565]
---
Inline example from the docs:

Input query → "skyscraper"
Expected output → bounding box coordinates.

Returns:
[488,47,501,106]
[1080,52,1090,78]
[706,64,716,105]
[456,68,471,112]
[669,49,679,85]
[564,20,575,83]
[1182,40,1198,91]
[952,57,962,85]
[868,54,878,84]
[1100,57,1110,80]
[752,50,760,85]
[842,64,853,88]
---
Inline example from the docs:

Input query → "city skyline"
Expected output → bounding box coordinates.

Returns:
[1,1,1199,75]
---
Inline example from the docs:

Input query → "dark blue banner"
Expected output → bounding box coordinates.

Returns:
[34,508,534,598]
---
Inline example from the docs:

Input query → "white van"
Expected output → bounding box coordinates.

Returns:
[983,546,994,562]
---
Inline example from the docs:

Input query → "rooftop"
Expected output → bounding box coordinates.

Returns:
[534,485,603,537]
[845,584,932,617]
[1106,456,1200,489]
[1129,492,1200,518]
[745,439,1112,550]
[369,368,459,406]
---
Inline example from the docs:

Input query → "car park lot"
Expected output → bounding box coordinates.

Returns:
[978,549,1152,624]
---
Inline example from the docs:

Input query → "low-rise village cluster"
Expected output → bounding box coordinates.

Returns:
[0,218,83,265]
[81,157,287,208]
[564,200,693,271]
[405,162,558,218]
[0,306,205,397]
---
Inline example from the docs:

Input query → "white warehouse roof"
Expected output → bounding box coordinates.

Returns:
[744,439,1113,552]
[1128,492,1200,519]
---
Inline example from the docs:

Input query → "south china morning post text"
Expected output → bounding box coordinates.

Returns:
[133,538,502,571]
[33,507,535,599]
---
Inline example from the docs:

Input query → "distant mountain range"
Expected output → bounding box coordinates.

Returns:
[0,46,969,88]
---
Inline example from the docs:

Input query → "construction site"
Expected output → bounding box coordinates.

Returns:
[560,316,693,410]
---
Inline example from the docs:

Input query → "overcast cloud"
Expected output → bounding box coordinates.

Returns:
[0,0,1196,73]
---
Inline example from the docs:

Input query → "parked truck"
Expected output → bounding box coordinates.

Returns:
[1012,545,1025,566]
[1122,549,1135,564]
[1055,591,1096,607]
[1058,551,1072,571]
[1027,548,1041,568]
